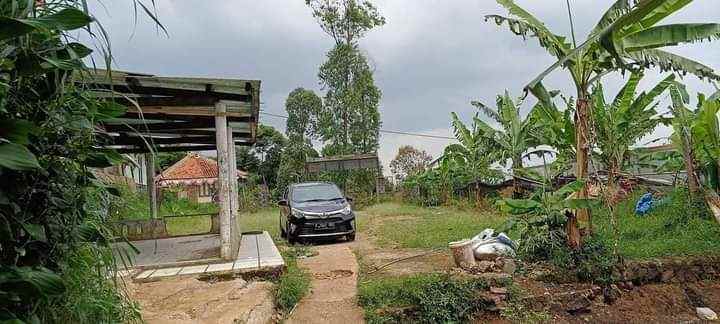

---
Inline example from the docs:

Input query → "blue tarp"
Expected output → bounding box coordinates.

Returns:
[635,193,654,216]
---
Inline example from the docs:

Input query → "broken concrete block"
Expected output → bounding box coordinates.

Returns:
[697,307,718,321]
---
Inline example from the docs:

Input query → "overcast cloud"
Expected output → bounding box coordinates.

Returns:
[88,1,720,174]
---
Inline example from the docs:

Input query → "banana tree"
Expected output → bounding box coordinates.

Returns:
[487,0,720,248]
[471,90,540,172]
[444,111,497,201]
[592,71,674,191]
[527,84,576,176]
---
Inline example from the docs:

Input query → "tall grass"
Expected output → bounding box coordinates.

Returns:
[594,188,720,259]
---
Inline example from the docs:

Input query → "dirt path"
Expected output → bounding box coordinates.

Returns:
[286,243,365,324]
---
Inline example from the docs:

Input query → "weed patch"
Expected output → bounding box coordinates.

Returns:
[358,273,492,323]
[274,247,311,314]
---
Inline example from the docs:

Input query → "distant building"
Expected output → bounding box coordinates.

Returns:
[156,153,248,203]
[93,154,149,191]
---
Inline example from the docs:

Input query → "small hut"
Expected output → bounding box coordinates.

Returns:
[156,153,247,203]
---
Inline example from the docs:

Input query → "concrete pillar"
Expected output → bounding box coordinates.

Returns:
[145,153,158,219]
[215,101,233,260]
[227,125,240,255]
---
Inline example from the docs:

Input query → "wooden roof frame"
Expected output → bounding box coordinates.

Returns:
[84,70,261,153]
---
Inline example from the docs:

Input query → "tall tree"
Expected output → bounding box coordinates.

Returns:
[591,71,673,191]
[276,88,322,194]
[285,87,322,143]
[390,145,432,182]
[307,0,385,155]
[487,0,720,248]
[236,125,287,188]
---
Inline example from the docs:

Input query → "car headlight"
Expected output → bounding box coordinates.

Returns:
[291,208,305,218]
[340,205,352,216]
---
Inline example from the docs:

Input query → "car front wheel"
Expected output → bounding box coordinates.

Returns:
[347,232,356,242]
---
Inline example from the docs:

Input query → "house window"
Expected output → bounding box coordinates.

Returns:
[200,183,214,197]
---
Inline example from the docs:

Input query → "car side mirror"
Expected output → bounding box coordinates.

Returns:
[346,197,353,203]
[278,200,288,206]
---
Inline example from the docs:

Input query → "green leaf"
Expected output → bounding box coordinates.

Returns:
[621,23,720,51]
[22,8,93,31]
[95,101,127,120]
[625,49,720,81]
[0,143,40,171]
[0,9,93,41]
[0,17,35,41]
[0,120,36,145]
[556,180,585,197]
[21,224,46,242]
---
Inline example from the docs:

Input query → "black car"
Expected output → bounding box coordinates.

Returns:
[278,182,356,243]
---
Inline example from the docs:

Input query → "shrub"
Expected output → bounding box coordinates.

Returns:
[359,274,492,323]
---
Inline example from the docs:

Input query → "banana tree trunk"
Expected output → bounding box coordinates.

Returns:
[512,156,523,198]
[680,131,700,193]
[569,93,590,250]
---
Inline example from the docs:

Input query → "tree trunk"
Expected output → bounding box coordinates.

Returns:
[512,157,523,198]
[680,131,700,193]
[569,93,590,250]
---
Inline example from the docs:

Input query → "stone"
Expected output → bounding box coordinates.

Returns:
[501,259,517,274]
[696,307,718,321]
[660,269,675,282]
[475,261,495,272]
[490,287,508,295]
[603,284,621,305]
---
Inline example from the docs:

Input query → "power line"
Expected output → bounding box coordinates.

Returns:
[259,111,456,140]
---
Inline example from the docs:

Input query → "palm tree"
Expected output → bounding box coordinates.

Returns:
[487,0,720,248]
[592,71,674,191]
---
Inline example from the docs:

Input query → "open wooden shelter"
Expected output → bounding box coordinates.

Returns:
[86,70,260,260]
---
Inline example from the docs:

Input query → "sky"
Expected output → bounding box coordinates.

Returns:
[87,0,720,175]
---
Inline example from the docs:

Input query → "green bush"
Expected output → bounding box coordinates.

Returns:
[358,274,491,323]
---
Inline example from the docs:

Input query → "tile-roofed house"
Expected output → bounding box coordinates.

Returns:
[156,153,248,203]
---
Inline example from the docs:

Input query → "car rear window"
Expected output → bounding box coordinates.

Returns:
[291,184,343,203]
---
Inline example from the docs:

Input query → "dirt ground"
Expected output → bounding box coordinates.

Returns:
[353,214,720,323]
[286,242,365,324]
[126,276,276,323]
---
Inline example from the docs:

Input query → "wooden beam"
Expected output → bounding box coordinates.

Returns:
[108,142,253,153]
[112,135,218,146]
[124,105,253,118]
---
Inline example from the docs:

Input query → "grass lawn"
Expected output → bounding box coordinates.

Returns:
[239,207,281,239]
[359,202,508,249]
[593,189,720,260]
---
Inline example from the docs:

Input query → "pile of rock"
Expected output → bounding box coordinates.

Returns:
[464,256,517,275]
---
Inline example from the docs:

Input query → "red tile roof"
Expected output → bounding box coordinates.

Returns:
[156,153,247,182]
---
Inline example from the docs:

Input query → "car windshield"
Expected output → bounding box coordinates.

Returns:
[291,184,343,203]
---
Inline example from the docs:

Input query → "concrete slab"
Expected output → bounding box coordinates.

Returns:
[178,264,209,275]
[135,269,156,280]
[131,231,283,281]
[114,234,220,268]
[206,262,234,272]
[149,267,182,278]
[234,259,259,270]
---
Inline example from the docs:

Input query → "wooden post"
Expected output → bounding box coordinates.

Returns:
[227,125,240,254]
[215,101,233,260]
[145,153,158,219]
